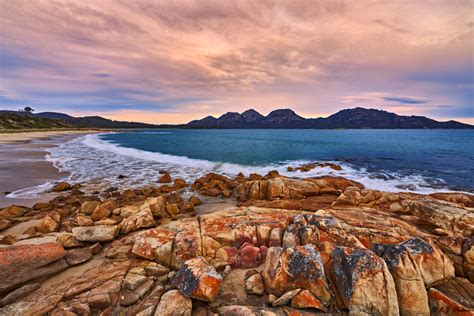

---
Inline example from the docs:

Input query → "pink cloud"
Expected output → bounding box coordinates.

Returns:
[0,0,472,122]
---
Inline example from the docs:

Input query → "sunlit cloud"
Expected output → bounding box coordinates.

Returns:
[0,0,472,123]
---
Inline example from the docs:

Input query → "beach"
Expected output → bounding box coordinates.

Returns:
[0,131,97,207]
[0,130,98,144]
[2,128,472,209]
[0,129,473,314]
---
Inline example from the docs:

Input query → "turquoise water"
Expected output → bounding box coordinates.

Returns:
[99,129,474,193]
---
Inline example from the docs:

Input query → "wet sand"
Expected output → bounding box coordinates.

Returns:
[0,130,98,144]
[0,131,95,207]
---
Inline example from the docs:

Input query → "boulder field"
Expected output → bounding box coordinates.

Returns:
[0,171,473,315]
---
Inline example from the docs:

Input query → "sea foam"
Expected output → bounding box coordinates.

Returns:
[6,133,464,198]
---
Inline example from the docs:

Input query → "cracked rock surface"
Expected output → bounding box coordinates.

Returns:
[0,172,473,315]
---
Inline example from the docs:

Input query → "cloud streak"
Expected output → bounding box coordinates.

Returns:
[341,93,431,105]
[0,0,472,123]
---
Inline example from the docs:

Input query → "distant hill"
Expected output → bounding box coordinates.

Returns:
[36,112,163,128]
[186,107,473,129]
[34,112,75,120]
[311,108,472,129]
[0,112,73,130]
[0,110,170,129]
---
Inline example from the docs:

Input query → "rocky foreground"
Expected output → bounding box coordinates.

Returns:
[0,170,473,315]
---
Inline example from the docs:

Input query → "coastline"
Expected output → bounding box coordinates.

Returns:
[0,130,98,207]
[0,168,473,313]
[1,129,472,209]
[0,130,101,144]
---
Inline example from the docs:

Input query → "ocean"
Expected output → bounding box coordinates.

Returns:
[9,129,474,198]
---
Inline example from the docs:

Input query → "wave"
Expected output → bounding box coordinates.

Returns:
[82,133,217,168]
[83,135,456,194]
[6,133,468,198]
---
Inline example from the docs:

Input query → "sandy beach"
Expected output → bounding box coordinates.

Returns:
[0,130,97,207]
[0,130,98,144]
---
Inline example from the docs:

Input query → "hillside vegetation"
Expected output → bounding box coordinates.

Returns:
[0,113,72,130]
[0,110,166,130]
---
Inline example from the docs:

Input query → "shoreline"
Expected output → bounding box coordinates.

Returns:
[0,129,103,144]
[0,129,472,209]
[0,130,97,207]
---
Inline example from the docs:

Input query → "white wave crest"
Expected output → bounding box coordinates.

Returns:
[6,133,468,199]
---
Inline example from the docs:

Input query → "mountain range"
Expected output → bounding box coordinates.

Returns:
[186,107,472,129]
[1,107,472,130]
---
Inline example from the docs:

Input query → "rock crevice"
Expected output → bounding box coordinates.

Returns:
[0,174,472,314]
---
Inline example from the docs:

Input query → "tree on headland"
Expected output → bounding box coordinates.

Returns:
[24,106,34,114]
[18,106,35,115]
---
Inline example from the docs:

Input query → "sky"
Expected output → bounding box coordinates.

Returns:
[0,0,473,124]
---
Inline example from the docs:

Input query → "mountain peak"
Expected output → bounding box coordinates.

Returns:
[241,109,264,123]
[264,108,305,125]
[267,108,300,117]
[241,109,263,116]
[242,109,259,114]
[184,107,472,129]
[218,112,240,119]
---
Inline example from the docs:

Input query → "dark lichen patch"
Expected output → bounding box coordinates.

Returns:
[305,214,339,229]
[286,224,299,234]
[349,248,383,273]
[332,247,356,301]
[372,242,387,257]
[292,214,307,226]
[381,244,408,268]
[287,245,324,281]
[322,217,340,228]
[401,238,434,255]
[171,263,199,296]
[462,236,473,255]
[332,247,383,301]
[298,226,318,243]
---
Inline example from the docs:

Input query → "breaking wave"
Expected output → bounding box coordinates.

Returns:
[7,133,464,198]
